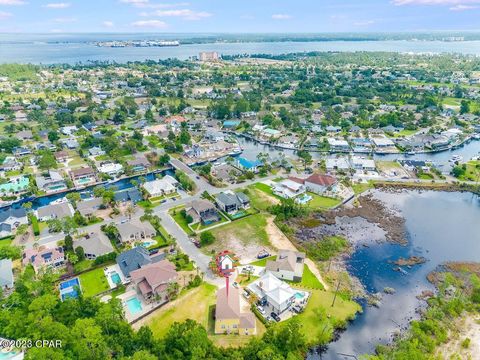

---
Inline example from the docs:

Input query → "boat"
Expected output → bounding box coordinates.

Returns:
[449,155,463,163]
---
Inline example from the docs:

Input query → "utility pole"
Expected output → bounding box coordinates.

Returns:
[331,279,341,307]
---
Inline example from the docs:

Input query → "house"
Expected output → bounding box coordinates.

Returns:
[113,188,143,204]
[36,202,75,222]
[89,147,105,157]
[143,176,178,198]
[64,138,79,149]
[351,157,376,171]
[273,179,306,199]
[54,150,69,163]
[0,177,30,195]
[247,272,296,314]
[97,162,123,177]
[326,158,351,172]
[0,156,22,172]
[70,167,96,186]
[130,260,178,302]
[215,191,250,214]
[185,199,219,225]
[215,286,256,335]
[304,174,338,194]
[0,208,28,238]
[127,155,151,173]
[0,259,14,290]
[17,130,33,140]
[237,157,263,173]
[142,124,168,137]
[116,219,156,244]
[35,170,67,194]
[327,138,350,152]
[116,247,152,278]
[22,247,65,273]
[13,147,31,157]
[76,197,103,217]
[212,164,242,183]
[372,137,395,148]
[73,232,114,260]
[265,250,306,281]
[61,125,77,136]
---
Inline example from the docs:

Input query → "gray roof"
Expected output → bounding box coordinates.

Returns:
[0,208,27,223]
[0,259,14,289]
[74,232,114,257]
[116,247,152,277]
[76,197,103,216]
[37,202,73,219]
[116,219,156,242]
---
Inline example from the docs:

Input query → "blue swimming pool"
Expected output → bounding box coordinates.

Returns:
[59,277,81,301]
[126,297,143,315]
[295,292,305,300]
[0,352,18,360]
[111,272,121,285]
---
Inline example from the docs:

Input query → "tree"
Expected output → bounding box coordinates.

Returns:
[166,282,180,300]
[460,100,470,115]
[64,234,73,252]
[75,246,85,261]
[297,150,313,170]
[47,131,59,142]
[200,231,215,246]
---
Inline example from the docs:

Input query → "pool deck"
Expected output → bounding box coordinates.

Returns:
[118,288,168,323]
[104,264,128,289]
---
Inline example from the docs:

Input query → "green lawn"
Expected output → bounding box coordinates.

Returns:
[442,97,462,106]
[287,264,324,290]
[285,289,361,345]
[307,193,341,209]
[245,186,279,211]
[457,161,480,182]
[169,207,194,235]
[0,236,13,249]
[206,213,270,251]
[68,156,86,167]
[352,181,374,195]
[73,259,93,273]
[38,221,48,233]
[189,212,229,232]
[146,283,217,339]
[252,182,278,198]
[78,267,110,297]
[249,255,276,267]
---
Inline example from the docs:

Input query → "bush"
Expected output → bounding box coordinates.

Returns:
[30,215,40,236]
[93,252,117,266]
[200,231,215,246]
[461,338,471,348]
[306,236,349,261]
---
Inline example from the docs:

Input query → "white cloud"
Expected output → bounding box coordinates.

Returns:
[120,0,148,4]
[272,14,292,20]
[354,20,375,26]
[393,0,480,5]
[43,2,71,9]
[120,0,189,8]
[449,4,478,9]
[0,11,12,19]
[103,20,115,27]
[0,0,26,5]
[149,9,212,20]
[131,19,168,28]
[53,16,76,23]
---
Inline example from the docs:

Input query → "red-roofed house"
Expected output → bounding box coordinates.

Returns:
[129,260,178,303]
[22,247,65,273]
[304,174,338,195]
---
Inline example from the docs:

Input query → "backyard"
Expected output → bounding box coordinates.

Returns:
[307,193,341,209]
[78,267,110,297]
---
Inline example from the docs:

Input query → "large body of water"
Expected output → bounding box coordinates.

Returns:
[316,190,480,359]
[1,34,480,64]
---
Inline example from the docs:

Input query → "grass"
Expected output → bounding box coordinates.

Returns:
[286,265,324,290]
[457,161,480,182]
[352,181,374,195]
[252,182,277,197]
[38,221,48,233]
[245,187,278,211]
[307,193,341,209]
[68,156,86,167]
[146,283,217,339]
[285,289,361,345]
[73,259,93,273]
[376,160,402,172]
[78,267,110,297]
[249,255,276,267]
[189,212,229,232]
[169,207,194,235]
[0,236,13,249]
[205,213,270,252]
[389,129,418,138]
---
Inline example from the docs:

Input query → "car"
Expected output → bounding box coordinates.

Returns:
[172,197,177,201]
[243,290,250,299]
[292,305,303,314]
[270,312,281,322]
[161,199,167,203]
[256,305,266,315]
[232,281,239,288]
[196,176,200,180]
[257,298,267,307]
[257,250,270,259]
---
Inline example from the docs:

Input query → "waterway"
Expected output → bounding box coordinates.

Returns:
[312,190,480,359]
[2,34,480,64]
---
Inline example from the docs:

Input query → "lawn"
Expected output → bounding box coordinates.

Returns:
[352,181,374,195]
[245,186,279,211]
[457,161,480,182]
[205,213,270,252]
[307,193,341,209]
[68,156,86,167]
[249,255,276,267]
[146,283,217,339]
[73,259,93,273]
[0,236,13,249]
[286,265,324,290]
[78,267,110,297]
[169,207,194,235]
[189,212,230,232]
[252,182,277,197]
[389,129,418,138]
[284,289,361,345]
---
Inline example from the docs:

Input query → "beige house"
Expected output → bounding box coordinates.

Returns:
[266,250,305,281]
[130,260,178,302]
[215,286,256,335]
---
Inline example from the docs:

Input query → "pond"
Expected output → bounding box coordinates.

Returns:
[314,190,480,359]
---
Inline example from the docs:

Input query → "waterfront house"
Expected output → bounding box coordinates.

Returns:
[215,286,257,335]
[372,137,395,149]
[36,202,75,222]
[97,162,123,177]
[0,208,28,238]
[351,157,376,172]
[22,247,65,273]
[113,188,143,204]
[0,177,30,196]
[247,272,296,314]
[185,199,219,225]
[265,250,305,281]
[304,174,338,194]
[326,157,351,172]
[130,260,178,303]
[272,179,306,199]
[0,157,22,172]
[327,138,351,152]
[215,191,250,214]
[116,247,152,278]
[35,170,67,194]
[236,157,263,173]
[70,167,96,187]
[73,232,114,260]
[143,176,178,198]
[211,164,242,183]
[127,154,151,173]
[116,219,156,244]
[0,259,14,290]
[76,197,103,218]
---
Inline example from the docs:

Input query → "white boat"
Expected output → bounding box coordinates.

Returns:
[449,155,463,163]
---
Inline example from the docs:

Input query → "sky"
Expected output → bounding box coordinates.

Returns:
[0,0,480,33]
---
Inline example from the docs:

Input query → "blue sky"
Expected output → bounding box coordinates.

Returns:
[0,0,480,33]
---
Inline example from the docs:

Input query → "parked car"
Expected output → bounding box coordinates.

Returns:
[243,290,250,299]
[256,305,266,315]
[233,281,239,288]
[257,249,270,259]
[270,312,281,322]
[292,305,303,314]
[257,298,267,307]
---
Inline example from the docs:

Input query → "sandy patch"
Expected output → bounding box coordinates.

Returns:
[266,217,329,290]
[436,315,480,359]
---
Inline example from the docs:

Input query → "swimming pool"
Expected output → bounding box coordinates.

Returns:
[141,240,156,248]
[0,352,18,360]
[295,292,305,300]
[126,297,143,315]
[59,278,81,301]
[110,272,121,285]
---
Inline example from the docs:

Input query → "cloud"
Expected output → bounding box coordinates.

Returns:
[120,0,189,8]
[103,20,115,27]
[272,14,292,20]
[131,19,168,28]
[393,0,480,5]
[449,4,478,9]
[354,20,375,26]
[148,9,212,20]
[50,28,64,33]
[53,16,76,23]
[0,11,12,19]
[0,0,26,5]
[43,2,71,9]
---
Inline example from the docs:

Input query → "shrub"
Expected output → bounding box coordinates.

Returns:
[200,231,215,246]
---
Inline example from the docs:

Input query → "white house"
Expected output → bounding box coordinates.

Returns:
[247,272,296,314]
[143,177,177,198]
[97,162,123,177]
[272,179,306,199]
